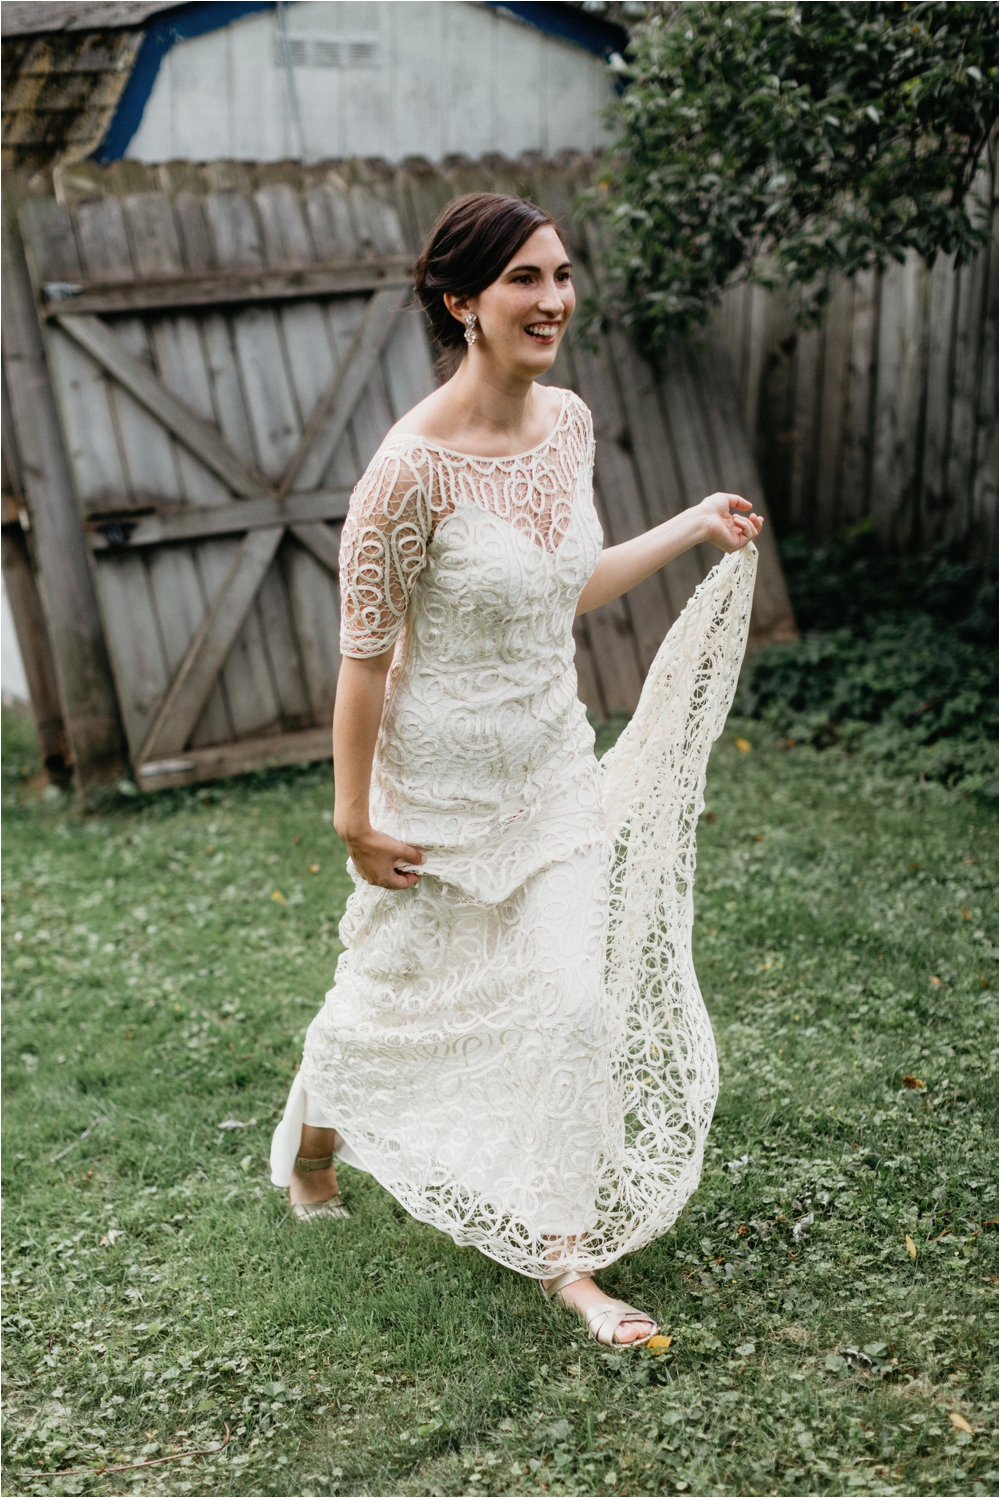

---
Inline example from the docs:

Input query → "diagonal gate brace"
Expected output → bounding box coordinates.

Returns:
[278,285,410,497]
[139,528,283,763]
[55,313,270,496]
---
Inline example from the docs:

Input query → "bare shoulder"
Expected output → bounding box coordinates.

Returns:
[385,388,449,443]
[538,383,573,423]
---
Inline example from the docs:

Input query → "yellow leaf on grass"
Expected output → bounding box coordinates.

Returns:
[309,864,320,874]
[905,1235,917,1259]
[271,890,286,904]
[647,1335,672,1355]
[949,1413,973,1434]
[734,738,752,753]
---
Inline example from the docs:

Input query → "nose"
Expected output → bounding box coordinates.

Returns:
[536,277,565,316]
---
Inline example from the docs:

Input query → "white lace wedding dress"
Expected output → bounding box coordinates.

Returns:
[270,388,757,1277]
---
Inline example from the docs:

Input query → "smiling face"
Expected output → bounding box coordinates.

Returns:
[444,225,575,379]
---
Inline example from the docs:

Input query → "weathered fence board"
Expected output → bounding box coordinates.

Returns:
[0,377,68,776]
[2,179,127,793]
[713,172,997,557]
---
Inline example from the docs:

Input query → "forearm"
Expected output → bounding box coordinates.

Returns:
[575,507,709,616]
[332,650,393,838]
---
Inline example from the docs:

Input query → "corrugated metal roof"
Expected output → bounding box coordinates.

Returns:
[0,3,177,37]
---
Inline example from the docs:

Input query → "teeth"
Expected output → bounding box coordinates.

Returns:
[526,325,558,336]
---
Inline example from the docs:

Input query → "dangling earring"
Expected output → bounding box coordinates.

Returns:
[463,312,478,345]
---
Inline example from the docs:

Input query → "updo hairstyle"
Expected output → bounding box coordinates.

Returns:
[414,193,565,373]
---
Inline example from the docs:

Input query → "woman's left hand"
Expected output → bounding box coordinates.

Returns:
[697,492,763,552]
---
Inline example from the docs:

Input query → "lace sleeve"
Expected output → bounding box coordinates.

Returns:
[339,444,439,659]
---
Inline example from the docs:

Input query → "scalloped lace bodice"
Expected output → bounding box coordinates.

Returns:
[271,387,758,1277]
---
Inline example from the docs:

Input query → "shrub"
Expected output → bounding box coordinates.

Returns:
[735,531,997,793]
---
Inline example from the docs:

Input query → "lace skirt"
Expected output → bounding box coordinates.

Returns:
[271,548,757,1277]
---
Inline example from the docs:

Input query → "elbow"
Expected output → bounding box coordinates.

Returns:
[341,645,396,679]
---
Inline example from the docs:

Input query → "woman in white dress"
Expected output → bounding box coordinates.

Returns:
[271,193,762,1347]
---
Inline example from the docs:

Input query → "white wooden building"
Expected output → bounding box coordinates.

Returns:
[113,2,621,165]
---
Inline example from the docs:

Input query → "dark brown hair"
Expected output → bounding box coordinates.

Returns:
[414,193,565,366]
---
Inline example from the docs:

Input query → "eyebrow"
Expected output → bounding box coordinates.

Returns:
[506,261,573,274]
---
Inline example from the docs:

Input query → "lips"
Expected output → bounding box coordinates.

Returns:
[525,323,560,341]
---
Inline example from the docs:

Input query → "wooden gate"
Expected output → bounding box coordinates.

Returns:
[17,162,435,791]
[6,154,796,794]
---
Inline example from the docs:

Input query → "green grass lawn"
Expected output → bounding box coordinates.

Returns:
[2,703,996,1498]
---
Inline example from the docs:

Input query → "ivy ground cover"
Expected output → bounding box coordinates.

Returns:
[2,704,996,1497]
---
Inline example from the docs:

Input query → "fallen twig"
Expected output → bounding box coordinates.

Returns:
[20,1422,230,1479]
[49,1118,102,1164]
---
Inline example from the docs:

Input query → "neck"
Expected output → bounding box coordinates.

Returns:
[444,353,541,437]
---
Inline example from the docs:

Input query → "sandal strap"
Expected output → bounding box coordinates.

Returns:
[538,1269,590,1300]
[586,1299,658,1348]
[294,1152,335,1172]
[290,1193,350,1221]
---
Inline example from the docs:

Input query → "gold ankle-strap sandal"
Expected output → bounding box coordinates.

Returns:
[289,1152,350,1221]
[539,1269,658,1349]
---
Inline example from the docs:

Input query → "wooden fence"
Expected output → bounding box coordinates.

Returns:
[2,152,795,795]
[713,182,998,559]
[9,142,990,799]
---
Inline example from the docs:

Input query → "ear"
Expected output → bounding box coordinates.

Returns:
[443,291,473,326]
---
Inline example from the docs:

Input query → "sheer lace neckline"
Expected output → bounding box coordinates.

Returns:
[384,388,569,463]
[338,390,593,658]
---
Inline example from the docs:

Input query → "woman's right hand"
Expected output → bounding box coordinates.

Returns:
[335,821,426,889]
[331,656,424,888]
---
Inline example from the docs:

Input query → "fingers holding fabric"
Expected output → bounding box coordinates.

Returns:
[341,827,426,888]
[698,491,764,552]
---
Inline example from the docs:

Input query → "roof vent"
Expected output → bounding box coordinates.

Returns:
[274,36,381,68]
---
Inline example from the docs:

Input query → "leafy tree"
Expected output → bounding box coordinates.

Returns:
[584,2,998,349]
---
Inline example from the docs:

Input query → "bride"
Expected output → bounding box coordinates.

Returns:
[270,192,762,1348]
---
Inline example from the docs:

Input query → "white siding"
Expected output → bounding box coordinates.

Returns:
[126,1,614,164]
[1,579,29,702]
